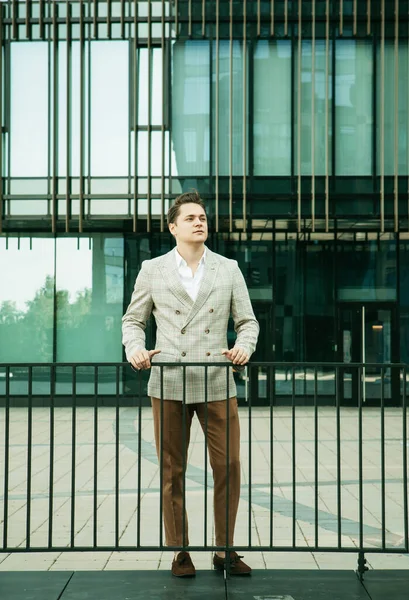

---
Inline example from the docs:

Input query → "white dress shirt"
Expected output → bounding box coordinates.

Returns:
[175,247,206,302]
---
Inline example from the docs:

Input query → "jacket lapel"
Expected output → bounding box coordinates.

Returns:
[183,249,219,327]
[160,250,194,309]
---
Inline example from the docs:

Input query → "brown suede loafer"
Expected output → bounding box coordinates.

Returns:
[171,551,196,577]
[213,551,252,575]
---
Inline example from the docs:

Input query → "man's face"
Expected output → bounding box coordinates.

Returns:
[169,203,208,244]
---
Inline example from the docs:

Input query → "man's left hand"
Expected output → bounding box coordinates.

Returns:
[221,347,249,365]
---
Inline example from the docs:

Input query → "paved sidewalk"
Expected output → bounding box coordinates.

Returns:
[0,406,408,572]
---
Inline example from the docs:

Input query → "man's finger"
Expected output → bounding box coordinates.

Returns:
[148,349,161,357]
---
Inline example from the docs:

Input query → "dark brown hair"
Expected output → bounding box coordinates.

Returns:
[167,190,206,225]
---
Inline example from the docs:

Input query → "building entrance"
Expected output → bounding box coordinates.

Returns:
[337,303,400,405]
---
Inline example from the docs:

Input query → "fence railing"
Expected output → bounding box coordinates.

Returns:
[0,361,408,579]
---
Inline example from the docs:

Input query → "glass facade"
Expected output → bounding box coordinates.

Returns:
[1,1,409,403]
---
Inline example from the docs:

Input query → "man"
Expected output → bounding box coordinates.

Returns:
[122,191,259,577]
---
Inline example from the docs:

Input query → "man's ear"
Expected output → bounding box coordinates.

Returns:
[169,223,176,237]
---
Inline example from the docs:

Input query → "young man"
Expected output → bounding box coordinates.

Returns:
[122,191,259,577]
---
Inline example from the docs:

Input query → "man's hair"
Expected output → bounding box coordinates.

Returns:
[167,190,206,225]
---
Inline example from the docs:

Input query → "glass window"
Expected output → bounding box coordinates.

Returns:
[10,42,49,177]
[335,41,373,175]
[0,237,54,362]
[295,40,333,175]
[254,40,291,176]
[56,235,124,363]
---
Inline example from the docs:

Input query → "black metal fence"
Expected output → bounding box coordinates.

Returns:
[0,362,408,578]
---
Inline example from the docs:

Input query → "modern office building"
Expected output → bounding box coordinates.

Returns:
[0,0,408,404]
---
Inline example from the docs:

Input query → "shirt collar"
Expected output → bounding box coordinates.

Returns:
[175,247,207,268]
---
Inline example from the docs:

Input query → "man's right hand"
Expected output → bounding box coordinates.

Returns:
[130,349,161,371]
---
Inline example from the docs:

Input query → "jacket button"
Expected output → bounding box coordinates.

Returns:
[205,329,210,334]
[181,352,186,357]
[209,308,214,313]
[175,310,180,315]
[206,352,211,356]
[181,329,186,334]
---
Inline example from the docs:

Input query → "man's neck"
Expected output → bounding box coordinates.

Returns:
[176,243,206,268]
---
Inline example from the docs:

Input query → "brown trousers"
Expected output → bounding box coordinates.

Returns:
[151,397,241,548]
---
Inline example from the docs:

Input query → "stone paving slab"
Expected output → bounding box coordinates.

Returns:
[0,571,73,600]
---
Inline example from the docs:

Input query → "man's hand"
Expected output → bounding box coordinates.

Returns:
[130,349,161,371]
[221,347,249,366]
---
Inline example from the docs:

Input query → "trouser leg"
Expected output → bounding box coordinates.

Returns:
[196,397,241,547]
[151,397,193,547]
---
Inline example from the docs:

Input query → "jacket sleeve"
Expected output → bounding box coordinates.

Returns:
[121,261,154,361]
[231,261,259,356]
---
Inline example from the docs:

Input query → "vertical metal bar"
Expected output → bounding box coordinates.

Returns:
[160,2,165,232]
[0,3,3,235]
[182,365,186,549]
[107,0,112,39]
[159,366,164,548]
[137,368,142,547]
[403,366,408,551]
[270,0,274,37]
[39,0,44,40]
[325,0,330,232]
[93,0,97,38]
[2,366,10,549]
[225,367,230,552]
[26,366,33,548]
[336,366,342,547]
[314,367,318,547]
[12,0,17,40]
[175,0,178,37]
[284,0,288,37]
[248,366,252,548]
[79,0,85,232]
[257,0,260,37]
[381,366,386,549]
[358,365,363,549]
[52,0,58,233]
[292,363,296,547]
[202,0,205,37]
[229,0,233,233]
[367,0,371,36]
[297,0,302,233]
[93,366,98,548]
[120,0,125,39]
[204,366,208,547]
[66,0,71,233]
[147,0,152,233]
[311,0,316,232]
[215,0,220,232]
[340,0,343,37]
[48,365,55,548]
[115,366,120,548]
[353,0,357,36]
[242,0,246,232]
[393,0,399,232]
[188,0,191,37]
[362,306,366,403]
[269,365,274,547]
[133,0,138,232]
[380,0,385,233]
[25,0,30,39]
[70,366,77,547]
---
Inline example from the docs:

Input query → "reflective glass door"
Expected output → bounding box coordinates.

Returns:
[338,304,398,404]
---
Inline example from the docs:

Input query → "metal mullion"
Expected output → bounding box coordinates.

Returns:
[229,0,233,233]
[215,0,219,232]
[380,0,385,233]
[340,0,343,37]
[25,0,31,39]
[284,0,288,37]
[107,0,112,39]
[93,366,98,548]
[26,366,33,549]
[297,0,302,233]
[270,0,274,37]
[202,0,205,37]
[120,0,125,39]
[147,0,152,233]
[70,366,77,548]
[39,0,44,39]
[0,4,3,235]
[79,0,85,232]
[367,0,371,36]
[52,0,58,233]
[380,366,385,550]
[93,0,97,38]
[48,365,55,548]
[115,366,120,548]
[353,0,357,37]
[325,0,330,231]
[133,0,138,232]
[257,0,260,38]
[242,0,246,232]
[311,0,316,232]
[12,0,17,40]
[87,20,91,218]
[160,0,165,232]
[393,0,399,232]
[175,0,178,37]
[188,0,191,37]
[66,0,72,232]
[314,368,318,548]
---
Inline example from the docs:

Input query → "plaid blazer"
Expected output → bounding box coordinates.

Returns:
[122,247,259,403]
